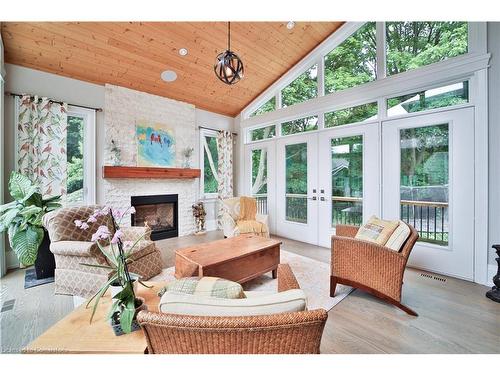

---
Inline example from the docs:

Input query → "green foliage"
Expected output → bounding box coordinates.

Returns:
[325,102,378,128]
[281,116,318,136]
[203,136,218,193]
[250,97,276,117]
[282,65,318,107]
[0,172,61,265]
[251,125,276,142]
[66,116,84,200]
[386,22,467,75]
[325,22,377,94]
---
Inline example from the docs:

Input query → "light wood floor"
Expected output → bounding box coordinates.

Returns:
[1,231,499,354]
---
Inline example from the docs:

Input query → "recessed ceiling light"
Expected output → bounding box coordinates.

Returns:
[179,48,188,56]
[286,21,295,30]
[161,70,177,82]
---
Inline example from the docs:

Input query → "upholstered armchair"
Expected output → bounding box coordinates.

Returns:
[221,197,269,238]
[137,264,328,354]
[43,205,163,298]
[330,223,419,316]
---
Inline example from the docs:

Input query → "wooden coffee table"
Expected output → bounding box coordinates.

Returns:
[175,234,281,283]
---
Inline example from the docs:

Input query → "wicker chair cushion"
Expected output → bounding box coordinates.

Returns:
[159,289,307,316]
[158,277,246,299]
[355,215,400,245]
[385,221,411,251]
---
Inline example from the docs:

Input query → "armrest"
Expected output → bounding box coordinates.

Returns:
[277,263,301,292]
[335,225,359,238]
[121,226,152,241]
[50,241,97,257]
[221,213,237,237]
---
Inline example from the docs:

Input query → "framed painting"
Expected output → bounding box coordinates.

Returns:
[136,121,176,167]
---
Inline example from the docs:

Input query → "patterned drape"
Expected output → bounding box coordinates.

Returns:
[216,130,234,228]
[17,95,68,197]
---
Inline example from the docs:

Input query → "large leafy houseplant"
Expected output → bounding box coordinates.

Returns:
[76,206,151,334]
[0,172,61,265]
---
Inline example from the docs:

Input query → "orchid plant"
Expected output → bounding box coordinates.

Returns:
[75,205,150,333]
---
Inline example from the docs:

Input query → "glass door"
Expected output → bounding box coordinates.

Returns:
[382,107,474,280]
[317,123,380,248]
[276,133,318,243]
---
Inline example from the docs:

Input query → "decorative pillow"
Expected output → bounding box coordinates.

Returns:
[158,277,246,299]
[385,221,411,251]
[222,198,240,220]
[355,215,400,245]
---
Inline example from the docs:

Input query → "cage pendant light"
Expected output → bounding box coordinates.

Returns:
[214,22,244,85]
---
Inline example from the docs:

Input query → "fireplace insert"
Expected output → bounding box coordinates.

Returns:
[131,194,178,241]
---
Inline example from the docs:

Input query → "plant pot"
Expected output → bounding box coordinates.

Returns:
[109,297,147,336]
[34,230,55,280]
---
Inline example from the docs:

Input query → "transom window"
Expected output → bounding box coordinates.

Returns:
[249,125,276,142]
[325,102,378,128]
[281,115,318,136]
[281,64,318,108]
[249,97,276,118]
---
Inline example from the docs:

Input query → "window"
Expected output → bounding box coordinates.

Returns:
[386,22,468,76]
[400,124,449,245]
[251,148,268,214]
[324,22,377,94]
[285,143,308,223]
[281,64,318,108]
[325,102,377,128]
[202,134,218,194]
[249,125,276,142]
[387,81,469,117]
[281,115,318,136]
[249,97,276,117]
[331,136,363,227]
[65,107,95,205]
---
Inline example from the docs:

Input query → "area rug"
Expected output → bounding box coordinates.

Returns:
[150,250,352,311]
[24,268,54,289]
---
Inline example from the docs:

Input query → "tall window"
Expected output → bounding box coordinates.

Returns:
[202,134,218,195]
[324,22,377,94]
[251,148,268,214]
[386,22,468,76]
[65,107,95,205]
[281,64,318,108]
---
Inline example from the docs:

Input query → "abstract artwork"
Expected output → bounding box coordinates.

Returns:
[136,121,176,167]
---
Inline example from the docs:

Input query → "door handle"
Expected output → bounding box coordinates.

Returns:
[320,196,329,201]
[308,196,317,201]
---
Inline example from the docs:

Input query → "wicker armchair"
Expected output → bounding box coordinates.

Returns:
[137,264,328,354]
[330,223,419,316]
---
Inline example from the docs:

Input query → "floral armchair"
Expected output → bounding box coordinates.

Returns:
[43,205,163,298]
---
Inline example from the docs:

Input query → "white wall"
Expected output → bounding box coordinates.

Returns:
[488,22,500,268]
[3,64,235,268]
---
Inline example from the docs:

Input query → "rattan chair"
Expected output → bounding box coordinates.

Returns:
[330,223,419,316]
[137,264,328,354]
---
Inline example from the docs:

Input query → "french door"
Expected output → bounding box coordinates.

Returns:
[275,123,379,246]
[382,107,475,280]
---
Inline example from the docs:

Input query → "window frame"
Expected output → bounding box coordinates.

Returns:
[66,105,96,205]
[199,129,219,199]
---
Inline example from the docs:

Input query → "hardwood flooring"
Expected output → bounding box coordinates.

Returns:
[1,231,499,354]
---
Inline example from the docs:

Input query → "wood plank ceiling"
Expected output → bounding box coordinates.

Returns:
[1,22,343,116]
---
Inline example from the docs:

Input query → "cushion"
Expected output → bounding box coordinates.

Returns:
[385,221,411,251]
[222,198,240,220]
[355,215,400,245]
[158,277,246,299]
[159,289,307,316]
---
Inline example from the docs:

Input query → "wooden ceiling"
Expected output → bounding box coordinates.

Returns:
[1,22,343,116]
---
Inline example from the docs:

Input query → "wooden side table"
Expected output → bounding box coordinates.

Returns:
[23,282,164,354]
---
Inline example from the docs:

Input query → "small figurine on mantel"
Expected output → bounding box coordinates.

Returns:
[110,139,122,166]
[192,201,206,235]
[182,146,195,168]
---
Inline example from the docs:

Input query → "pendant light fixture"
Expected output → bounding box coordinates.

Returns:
[214,22,244,85]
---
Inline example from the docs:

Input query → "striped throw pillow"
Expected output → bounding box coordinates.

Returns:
[158,277,246,299]
[385,221,411,251]
[355,215,400,245]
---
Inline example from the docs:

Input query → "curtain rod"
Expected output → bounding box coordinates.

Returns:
[6,92,103,112]
[198,125,238,136]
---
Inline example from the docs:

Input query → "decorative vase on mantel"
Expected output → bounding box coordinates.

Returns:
[486,244,500,303]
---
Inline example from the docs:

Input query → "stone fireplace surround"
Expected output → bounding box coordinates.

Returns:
[103,84,198,236]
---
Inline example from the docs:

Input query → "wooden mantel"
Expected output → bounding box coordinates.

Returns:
[102,166,201,179]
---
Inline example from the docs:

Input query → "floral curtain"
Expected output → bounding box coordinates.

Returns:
[216,130,234,228]
[17,95,68,197]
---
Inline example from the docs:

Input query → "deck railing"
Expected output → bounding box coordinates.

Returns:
[256,194,449,245]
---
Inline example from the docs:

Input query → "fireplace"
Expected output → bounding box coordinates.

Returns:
[131,194,178,241]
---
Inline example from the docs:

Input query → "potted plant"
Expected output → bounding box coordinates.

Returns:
[0,172,61,278]
[75,206,151,335]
